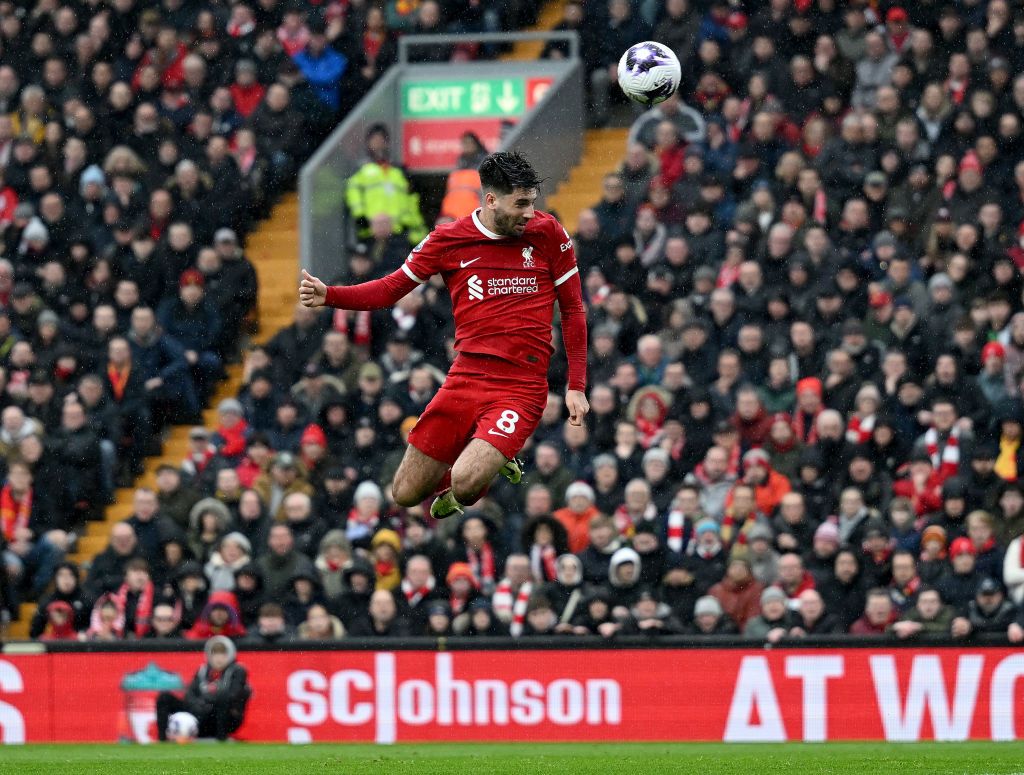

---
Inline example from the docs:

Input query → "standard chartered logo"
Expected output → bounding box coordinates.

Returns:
[468,274,538,301]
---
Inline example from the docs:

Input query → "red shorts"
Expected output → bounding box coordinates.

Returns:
[407,353,548,465]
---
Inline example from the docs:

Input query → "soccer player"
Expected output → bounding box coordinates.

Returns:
[300,152,588,519]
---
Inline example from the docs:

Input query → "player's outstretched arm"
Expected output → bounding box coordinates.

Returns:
[298,267,420,311]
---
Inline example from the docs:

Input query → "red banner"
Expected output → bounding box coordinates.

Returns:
[402,119,511,171]
[2,648,1024,743]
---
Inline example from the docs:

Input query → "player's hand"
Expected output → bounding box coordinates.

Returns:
[565,389,589,426]
[300,269,327,307]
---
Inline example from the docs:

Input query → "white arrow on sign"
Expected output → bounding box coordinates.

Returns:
[495,81,519,113]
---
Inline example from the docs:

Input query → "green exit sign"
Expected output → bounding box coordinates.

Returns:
[401,79,527,119]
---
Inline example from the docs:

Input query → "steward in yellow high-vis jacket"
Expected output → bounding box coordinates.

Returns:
[346,124,427,244]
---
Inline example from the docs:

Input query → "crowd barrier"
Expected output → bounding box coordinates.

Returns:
[1,637,1022,743]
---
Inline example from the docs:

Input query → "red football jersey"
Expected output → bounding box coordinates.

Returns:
[400,209,580,374]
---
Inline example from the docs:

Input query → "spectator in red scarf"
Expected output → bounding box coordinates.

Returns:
[113,558,156,639]
[893,452,944,517]
[654,120,686,188]
[1,459,66,598]
[521,515,570,584]
[732,386,772,447]
[627,385,671,448]
[185,589,247,640]
[276,8,310,58]
[451,514,503,596]
[345,480,383,545]
[369,528,401,592]
[229,59,265,119]
[133,26,188,91]
[967,510,1002,580]
[394,554,443,631]
[445,562,480,617]
[773,552,815,603]
[791,377,824,444]
[210,399,249,463]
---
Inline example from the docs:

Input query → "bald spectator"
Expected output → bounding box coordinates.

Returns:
[85,523,141,599]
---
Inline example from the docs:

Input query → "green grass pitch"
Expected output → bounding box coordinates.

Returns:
[2,742,1024,775]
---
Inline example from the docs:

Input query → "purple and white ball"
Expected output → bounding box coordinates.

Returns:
[617,41,682,106]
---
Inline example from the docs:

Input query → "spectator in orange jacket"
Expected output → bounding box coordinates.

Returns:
[554,481,602,553]
[709,557,764,628]
[731,447,792,517]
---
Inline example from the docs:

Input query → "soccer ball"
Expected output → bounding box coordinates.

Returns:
[167,711,199,743]
[617,41,682,106]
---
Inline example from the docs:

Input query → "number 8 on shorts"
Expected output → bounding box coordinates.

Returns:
[496,409,520,434]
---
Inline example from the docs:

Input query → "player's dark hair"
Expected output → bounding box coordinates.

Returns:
[478,151,542,195]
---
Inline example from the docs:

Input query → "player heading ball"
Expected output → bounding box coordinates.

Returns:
[300,152,589,520]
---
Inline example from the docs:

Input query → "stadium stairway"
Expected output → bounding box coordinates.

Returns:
[546,128,630,234]
[502,0,566,61]
[8,194,300,639]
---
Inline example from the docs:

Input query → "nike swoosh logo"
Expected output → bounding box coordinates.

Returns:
[460,257,482,268]
[487,429,509,438]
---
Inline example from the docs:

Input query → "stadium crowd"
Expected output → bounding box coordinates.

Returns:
[19,0,1024,646]
[0,0,530,636]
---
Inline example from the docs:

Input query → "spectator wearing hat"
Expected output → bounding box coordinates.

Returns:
[205,532,253,592]
[936,537,982,610]
[685,594,736,635]
[127,305,199,421]
[157,269,223,403]
[211,398,251,464]
[952,577,1018,638]
[445,561,481,618]
[964,443,1000,513]
[187,496,232,565]
[743,586,796,642]
[737,447,792,518]
[791,377,824,445]
[928,477,971,541]
[292,18,347,113]
[554,481,602,554]
[313,530,352,602]
[254,452,314,522]
[977,342,1009,406]
[709,555,763,629]
[212,228,258,355]
[744,522,778,586]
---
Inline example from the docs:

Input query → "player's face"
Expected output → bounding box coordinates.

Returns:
[489,187,537,237]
